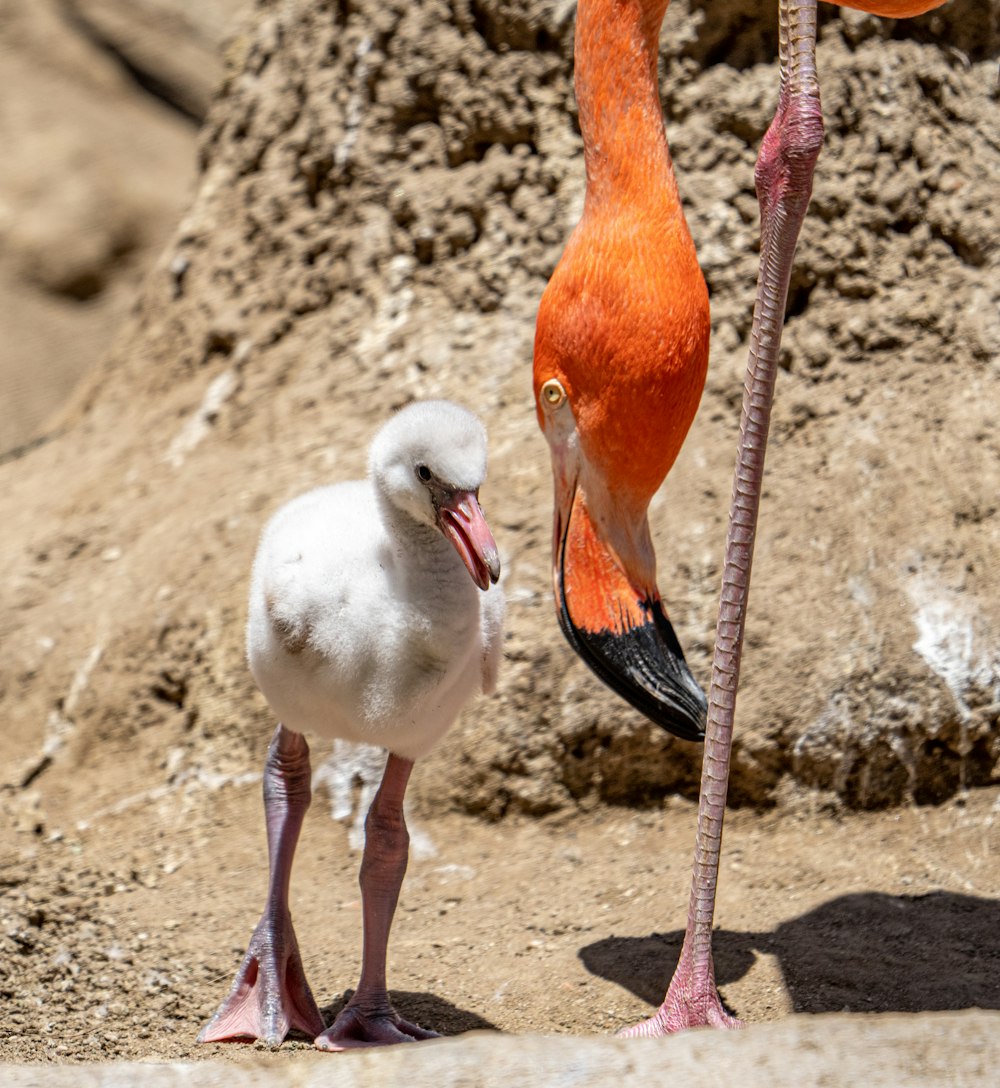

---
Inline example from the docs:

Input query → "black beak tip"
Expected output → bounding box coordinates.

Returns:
[648,668,707,743]
[558,593,707,743]
[612,640,707,743]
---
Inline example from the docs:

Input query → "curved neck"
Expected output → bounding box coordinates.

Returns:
[374,487,464,586]
[574,0,677,209]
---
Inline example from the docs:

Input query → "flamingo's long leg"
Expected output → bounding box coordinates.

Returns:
[619,0,824,1036]
[315,753,438,1051]
[198,725,324,1045]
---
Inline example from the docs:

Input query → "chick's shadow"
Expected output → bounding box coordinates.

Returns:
[314,989,500,1039]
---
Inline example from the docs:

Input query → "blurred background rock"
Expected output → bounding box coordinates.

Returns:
[0,0,245,457]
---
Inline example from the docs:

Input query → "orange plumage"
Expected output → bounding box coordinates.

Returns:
[533,0,709,517]
[532,0,710,738]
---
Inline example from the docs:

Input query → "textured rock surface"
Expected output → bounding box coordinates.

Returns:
[5,1010,1000,1086]
[4,0,996,823]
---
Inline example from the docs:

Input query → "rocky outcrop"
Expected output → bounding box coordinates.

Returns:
[2,0,998,831]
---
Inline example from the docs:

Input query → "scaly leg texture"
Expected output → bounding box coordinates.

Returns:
[198,725,324,1046]
[315,753,438,1051]
[619,0,824,1037]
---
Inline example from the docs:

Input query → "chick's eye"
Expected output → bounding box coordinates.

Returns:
[416,464,432,483]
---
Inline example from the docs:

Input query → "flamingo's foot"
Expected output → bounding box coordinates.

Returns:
[314,1001,440,1051]
[197,917,324,1047]
[617,981,742,1037]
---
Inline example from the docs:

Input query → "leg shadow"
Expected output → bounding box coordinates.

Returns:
[579,929,757,1005]
[319,989,501,1037]
[579,890,1000,1014]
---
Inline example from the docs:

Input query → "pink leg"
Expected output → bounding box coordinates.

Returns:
[198,725,324,1045]
[314,753,438,1051]
[619,0,824,1037]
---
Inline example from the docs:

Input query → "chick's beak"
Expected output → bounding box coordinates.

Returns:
[554,478,706,742]
[437,490,501,592]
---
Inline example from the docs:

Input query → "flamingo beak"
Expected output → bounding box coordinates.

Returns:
[436,490,501,592]
[553,477,707,742]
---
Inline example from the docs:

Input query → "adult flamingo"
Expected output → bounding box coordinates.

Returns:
[533,0,948,1035]
[533,0,711,748]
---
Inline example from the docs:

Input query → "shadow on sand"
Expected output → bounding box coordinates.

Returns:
[313,989,500,1040]
[579,890,1000,1013]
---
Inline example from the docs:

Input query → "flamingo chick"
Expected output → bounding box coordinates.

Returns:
[198,400,503,1051]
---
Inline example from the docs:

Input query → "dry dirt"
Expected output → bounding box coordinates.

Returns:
[3,776,1000,1063]
[2,0,999,1069]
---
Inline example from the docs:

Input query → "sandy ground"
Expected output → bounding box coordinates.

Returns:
[2,0,998,1070]
[3,765,998,1064]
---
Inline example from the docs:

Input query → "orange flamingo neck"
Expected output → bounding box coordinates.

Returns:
[533,0,708,520]
[574,0,678,211]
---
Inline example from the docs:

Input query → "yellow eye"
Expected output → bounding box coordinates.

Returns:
[540,378,566,409]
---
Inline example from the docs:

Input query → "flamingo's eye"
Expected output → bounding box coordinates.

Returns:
[416,464,432,483]
[540,378,566,409]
